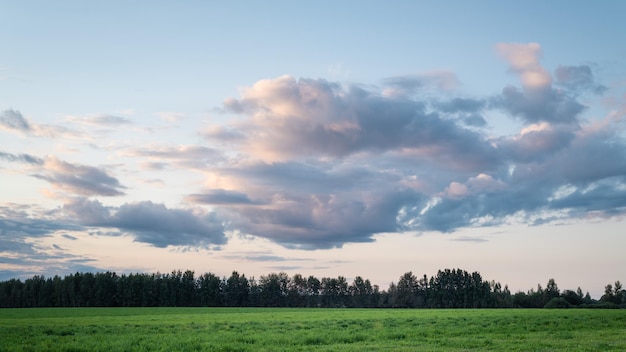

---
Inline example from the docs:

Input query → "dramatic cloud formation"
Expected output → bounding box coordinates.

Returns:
[186,42,625,247]
[1,42,625,255]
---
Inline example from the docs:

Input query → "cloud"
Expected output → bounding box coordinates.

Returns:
[496,42,551,90]
[493,42,592,125]
[555,65,607,95]
[66,114,132,127]
[221,253,310,262]
[0,204,104,280]
[33,157,126,196]
[548,178,626,218]
[496,122,578,162]
[4,153,121,201]
[493,85,585,124]
[229,189,422,249]
[0,109,75,138]
[197,58,626,248]
[62,198,226,248]
[201,126,246,142]
[0,151,44,165]
[186,189,255,205]
[0,203,76,237]
[382,71,460,96]
[219,75,499,171]
[434,98,487,127]
[125,145,224,170]
[413,116,626,232]
[450,236,489,243]
[0,109,30,131]
[3,44,625,253]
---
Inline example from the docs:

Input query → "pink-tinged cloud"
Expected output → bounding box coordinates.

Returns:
[496,42,552,91]
[220,75,499,171]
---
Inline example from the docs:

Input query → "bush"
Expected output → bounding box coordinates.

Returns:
[544,297,571,308]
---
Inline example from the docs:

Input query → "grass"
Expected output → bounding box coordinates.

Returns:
[0,308,625,351]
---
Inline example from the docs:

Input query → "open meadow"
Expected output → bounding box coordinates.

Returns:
[1,308,625,351]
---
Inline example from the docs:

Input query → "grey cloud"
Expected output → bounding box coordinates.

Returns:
[450,236,489,243]
[414,125,626,232]
[202,126,246,142]
[493,85,585,124]
[0,151,44,165]
[433,98,488,127]
[382,75,424,95]
[128,145,223,170]
[492,45,594,125]
[382,72,459,95]
[186,189,254,205]
[436,98,486,113]
[232,189,422,249]
[63,198,226,248]
[549,179,626,217]
[62,234,78,240]
[221,253,309,262]
[65,113,132,127]
[1,152,123,197]
[555,65,607,95]
[496,124,577,162]
[222,76,500,171]
[268,266,306,271]
[33,158,126,196]
[549,130,626,185]
[0,109,30,131]
[0,109,75,138]
[0,204,78,237]
[0,204,103,281]
[208,72,625,248]
[216,160,402,202]
[461,114,487,127]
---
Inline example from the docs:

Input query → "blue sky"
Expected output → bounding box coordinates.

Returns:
[1,1,625,297]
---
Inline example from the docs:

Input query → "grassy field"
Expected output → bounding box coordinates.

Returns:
[1,308,625,351]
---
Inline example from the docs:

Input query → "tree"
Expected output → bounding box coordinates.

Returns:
[561,290,583,306]
[349,276,374,307]
[545,279,560,301]
[601,281,624,305]
[320,276,348,307]
[224,271,249,306]
[306,275,321,307]
[258,272,289,307]
[287,274,308,307]
[198,272,222,306]
[395,272,419,308]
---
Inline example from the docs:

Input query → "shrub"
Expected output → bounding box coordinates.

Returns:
[543,297,571,308]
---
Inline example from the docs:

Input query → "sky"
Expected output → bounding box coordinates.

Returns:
[1,1,625,298]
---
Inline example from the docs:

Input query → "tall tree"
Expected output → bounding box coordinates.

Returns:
[224,271,249,306]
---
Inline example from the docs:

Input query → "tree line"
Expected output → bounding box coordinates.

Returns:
[1,268,624,309]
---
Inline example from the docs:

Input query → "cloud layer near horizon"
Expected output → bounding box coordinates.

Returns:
[2,43,626,256]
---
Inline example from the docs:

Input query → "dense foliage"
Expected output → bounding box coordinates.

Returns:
[1,269,624,308]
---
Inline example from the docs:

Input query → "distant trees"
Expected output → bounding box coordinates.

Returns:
[0,269,623,309]
[600,281,624,306]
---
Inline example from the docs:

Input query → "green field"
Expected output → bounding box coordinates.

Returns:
[1,308,625,351]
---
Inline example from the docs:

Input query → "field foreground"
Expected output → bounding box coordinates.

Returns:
[1,308,625,351]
